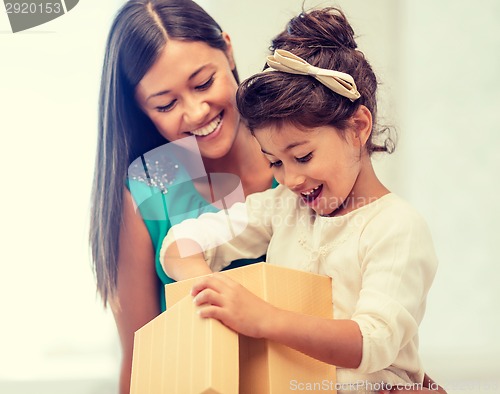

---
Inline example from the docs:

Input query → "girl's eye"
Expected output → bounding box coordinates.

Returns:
[157,100,176,113]
[196,75,214,91]
[269,160,282,168]
[296,152,313,163]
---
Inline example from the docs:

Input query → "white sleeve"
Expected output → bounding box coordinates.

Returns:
[352,205,438,373]
[160,187,280,273]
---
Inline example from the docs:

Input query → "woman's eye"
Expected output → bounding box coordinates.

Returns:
[196,76,214,91]
[269,160,282,168]
[156,100,176,113]
[296,152,313,163]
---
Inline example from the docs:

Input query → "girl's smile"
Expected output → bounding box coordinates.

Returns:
[299,184,323,204]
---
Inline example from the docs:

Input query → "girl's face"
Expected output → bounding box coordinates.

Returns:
[135,35,240,160]
[254,122,368,216]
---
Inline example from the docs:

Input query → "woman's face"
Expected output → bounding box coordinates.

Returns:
[135,35,240,160]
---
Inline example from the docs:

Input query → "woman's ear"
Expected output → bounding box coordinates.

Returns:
[351,105,372,147]
[222,32,236,70]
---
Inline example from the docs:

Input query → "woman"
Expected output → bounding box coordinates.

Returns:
[90,0,273,392]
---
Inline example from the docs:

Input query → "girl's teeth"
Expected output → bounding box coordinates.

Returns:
[302,185,320,196]
[191,114,222,136]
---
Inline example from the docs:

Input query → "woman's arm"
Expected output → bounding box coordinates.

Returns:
[110,189,161,394]
[191,273,363,368]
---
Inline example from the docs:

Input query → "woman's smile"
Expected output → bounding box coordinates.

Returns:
[188,112,223,140]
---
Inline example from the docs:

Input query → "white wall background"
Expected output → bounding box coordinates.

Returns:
[0,1,121,393]
[1,1,499,393]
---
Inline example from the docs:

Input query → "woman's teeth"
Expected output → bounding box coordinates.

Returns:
[190,114,222,136]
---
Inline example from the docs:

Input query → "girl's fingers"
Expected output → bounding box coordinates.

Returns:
[197,304,226,321]
[192,288,222,307]
[190,272,236,296]
[191,275,220,296]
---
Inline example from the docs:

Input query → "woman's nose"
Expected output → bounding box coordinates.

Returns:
[183,95,210,126]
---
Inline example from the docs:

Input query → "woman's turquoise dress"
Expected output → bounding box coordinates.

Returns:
[127,146,278,312]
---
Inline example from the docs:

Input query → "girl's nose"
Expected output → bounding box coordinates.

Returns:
[283,169,306,191]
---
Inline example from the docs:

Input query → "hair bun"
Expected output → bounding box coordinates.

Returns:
[274,7,357,51]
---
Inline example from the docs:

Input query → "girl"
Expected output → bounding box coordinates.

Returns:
[161,7,443,393]
[89,1,274,392]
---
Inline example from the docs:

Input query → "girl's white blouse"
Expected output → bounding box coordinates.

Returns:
[161,185,438,390]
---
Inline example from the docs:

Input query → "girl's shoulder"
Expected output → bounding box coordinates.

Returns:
[359,193,434,238]
[373,193,427,220]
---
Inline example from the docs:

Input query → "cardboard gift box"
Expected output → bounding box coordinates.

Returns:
[130,263,336,393]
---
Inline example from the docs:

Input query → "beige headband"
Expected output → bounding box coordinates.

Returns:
[265,49,361,102]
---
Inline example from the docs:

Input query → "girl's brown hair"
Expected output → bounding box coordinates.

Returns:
[236,7,395,154]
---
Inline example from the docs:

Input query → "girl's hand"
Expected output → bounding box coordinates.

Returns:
[191,273,277,338]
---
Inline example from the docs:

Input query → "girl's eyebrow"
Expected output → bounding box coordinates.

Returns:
[261,141,309,155]
[285,141,308,151]
[146,64,212,102]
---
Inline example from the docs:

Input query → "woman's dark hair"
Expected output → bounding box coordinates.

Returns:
[90,0,239,305]
[237,7,395,155]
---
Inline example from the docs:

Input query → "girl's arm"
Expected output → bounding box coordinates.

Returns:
[161,187,280,281]
[352,206,439,373]
[162,238,212,280]
[110,189,161,394]
[187,200,439,373]
[190,275,447,392]
[191,273,363,368]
